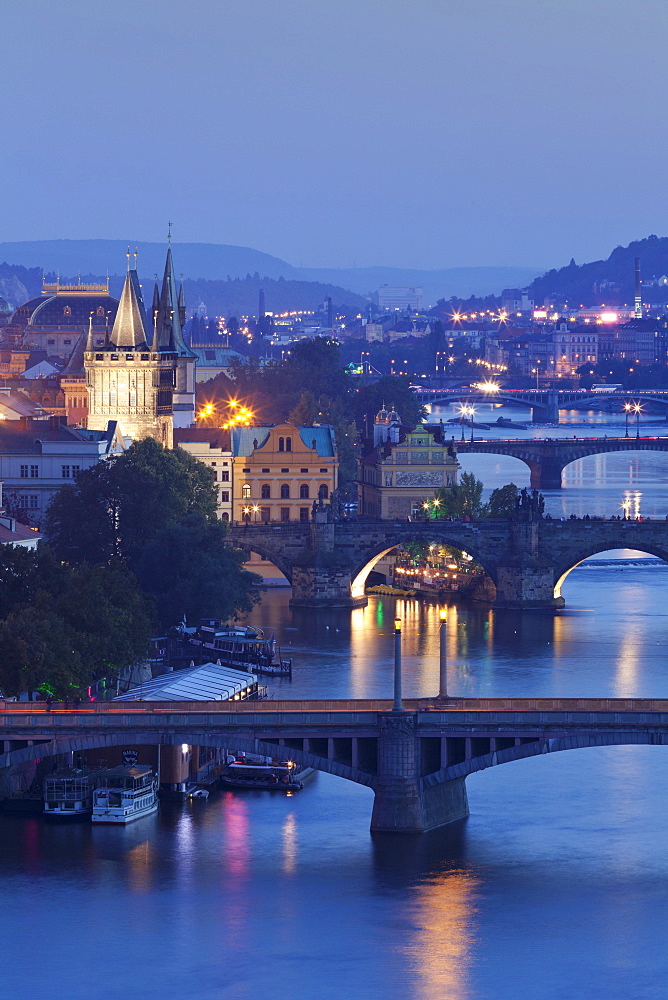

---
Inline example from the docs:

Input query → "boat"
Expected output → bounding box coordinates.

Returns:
[496,416,528,430]
[91,765,158,824]
[219,759,307,791]
[43,767,103,820]
[180,620,292,676]
[446,417,491,429]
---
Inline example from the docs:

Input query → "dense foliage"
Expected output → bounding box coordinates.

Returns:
[0,548,153,699]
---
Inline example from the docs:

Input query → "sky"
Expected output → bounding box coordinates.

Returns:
[3,0,668,272]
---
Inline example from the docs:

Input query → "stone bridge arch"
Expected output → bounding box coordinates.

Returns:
[551,540,668,599]
[1,731,377,789]
[228,534,294,584]
[349,529,500,600]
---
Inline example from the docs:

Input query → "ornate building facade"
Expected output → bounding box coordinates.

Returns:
[357,408,459,518]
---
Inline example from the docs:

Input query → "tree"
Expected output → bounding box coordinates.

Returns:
[288,391,318,427]
[45,437,218,566]
[427,472,486,519]
[0,601,83,699]
[488,483,519,519]
[134,516,262,630]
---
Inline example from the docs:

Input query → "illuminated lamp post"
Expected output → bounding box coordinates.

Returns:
[624,402,632,438]
[438,608,448,700]
[634,403,642,440]
[393,617,403,712]
[242,505,251,524]
[252,504,260,523]
[468,405,476,444]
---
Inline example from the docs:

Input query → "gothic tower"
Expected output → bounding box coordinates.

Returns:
[152,246,197,428]
[84,256,178,448]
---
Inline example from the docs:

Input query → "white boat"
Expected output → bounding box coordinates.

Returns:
[43,767,103,820]
[92,765,158,824]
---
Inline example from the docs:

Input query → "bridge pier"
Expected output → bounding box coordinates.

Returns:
[494,522,564,610]
[370,714,469,832]
[529,457,563,490]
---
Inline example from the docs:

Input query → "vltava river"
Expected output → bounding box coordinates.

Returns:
[3,408,668,1000]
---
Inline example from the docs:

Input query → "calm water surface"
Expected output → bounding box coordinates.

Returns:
[3,410,668,1000]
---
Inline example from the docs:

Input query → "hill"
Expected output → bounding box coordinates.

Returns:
[529,235,668,306]
[0,240,541,306]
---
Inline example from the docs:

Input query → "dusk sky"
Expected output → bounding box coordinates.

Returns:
[4,0,668,272]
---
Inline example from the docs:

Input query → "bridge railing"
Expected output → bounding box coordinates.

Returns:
[4,697,668,715]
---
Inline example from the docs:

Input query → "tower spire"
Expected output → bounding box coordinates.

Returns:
[86,312,95,352]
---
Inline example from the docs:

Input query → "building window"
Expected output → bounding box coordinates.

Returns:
[261,484,271,499]
[285,437,292,452]
[299,507,309,522]
[278,437,284,452]
[62,465,71,478]
[242,484,251,499]
[300,468,308,473]
[221,491,229,503]
[318,484,329,500]
[280,507,290,522]
[281,468,289,473]
[221,512,229,522]
[30,465,39,478]
[19,495,39,509]
[72,466,80,478]
[261,507,270,523]
[320,468,327,473]
[20,465,28,478]
[300,484,309,499]
[280,483,290,499]
[242,468,250,473]
[261,468,270,473]
[221,470,229,482]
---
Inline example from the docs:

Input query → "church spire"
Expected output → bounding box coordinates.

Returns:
[154,245,196,356]
[178,279,186,329]
[109,261,149,349]
[85,312,95,352]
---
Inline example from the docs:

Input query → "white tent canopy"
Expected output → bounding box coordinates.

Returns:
[115,662,257,702]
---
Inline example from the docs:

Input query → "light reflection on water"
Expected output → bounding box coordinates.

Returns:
[4,414,668,999]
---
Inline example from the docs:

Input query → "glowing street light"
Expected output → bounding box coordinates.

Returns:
[393,617,403,712]
[624,402,632,438]
[633,402,642,440]
[438,608,448,700]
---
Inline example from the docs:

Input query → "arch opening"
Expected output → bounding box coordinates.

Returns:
[351,538,495,601]
[554,546,668,599]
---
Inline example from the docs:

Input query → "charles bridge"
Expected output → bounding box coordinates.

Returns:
[229,517,668,610]
[4,697,668,833]
[454,434,668,489]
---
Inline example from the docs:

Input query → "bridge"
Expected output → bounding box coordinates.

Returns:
[414,386,668,423]
[229,518,668,609]
[4,697,668,832]
[455,434,668,489]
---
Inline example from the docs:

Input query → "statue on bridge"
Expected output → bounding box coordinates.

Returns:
[515,488,545,521]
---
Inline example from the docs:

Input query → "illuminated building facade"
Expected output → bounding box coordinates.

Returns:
[358,408,459,518]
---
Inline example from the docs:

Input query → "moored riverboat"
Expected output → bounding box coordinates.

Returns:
[219,759,309,792]
[181,621,292,676]
[44,767,104,820]
[92,766,158,824]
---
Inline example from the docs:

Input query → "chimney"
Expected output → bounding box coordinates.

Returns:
[635,257,642,320]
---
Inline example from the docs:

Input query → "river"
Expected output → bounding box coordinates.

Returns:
[3,407,668,1000]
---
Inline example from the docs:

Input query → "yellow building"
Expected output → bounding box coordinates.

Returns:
[231,422,338,523]
[357,409,459,518]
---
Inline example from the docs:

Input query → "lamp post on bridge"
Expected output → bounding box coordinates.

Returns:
[634,403,642,440]
[438,608,448,700]
[624,402,631,438]
[393,617,403,712]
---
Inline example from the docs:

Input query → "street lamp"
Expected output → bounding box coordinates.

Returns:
[438,608,448,700]
[393,617,403,712]
[468,404,476,443]
[624,402,632,438]
[242,505,251,523]
[633,403,642,440]
[252,504,260,522]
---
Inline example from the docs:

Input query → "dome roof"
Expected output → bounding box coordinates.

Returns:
[375,403,389,423]
[11,291,118,329]
[388,407,401,422]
